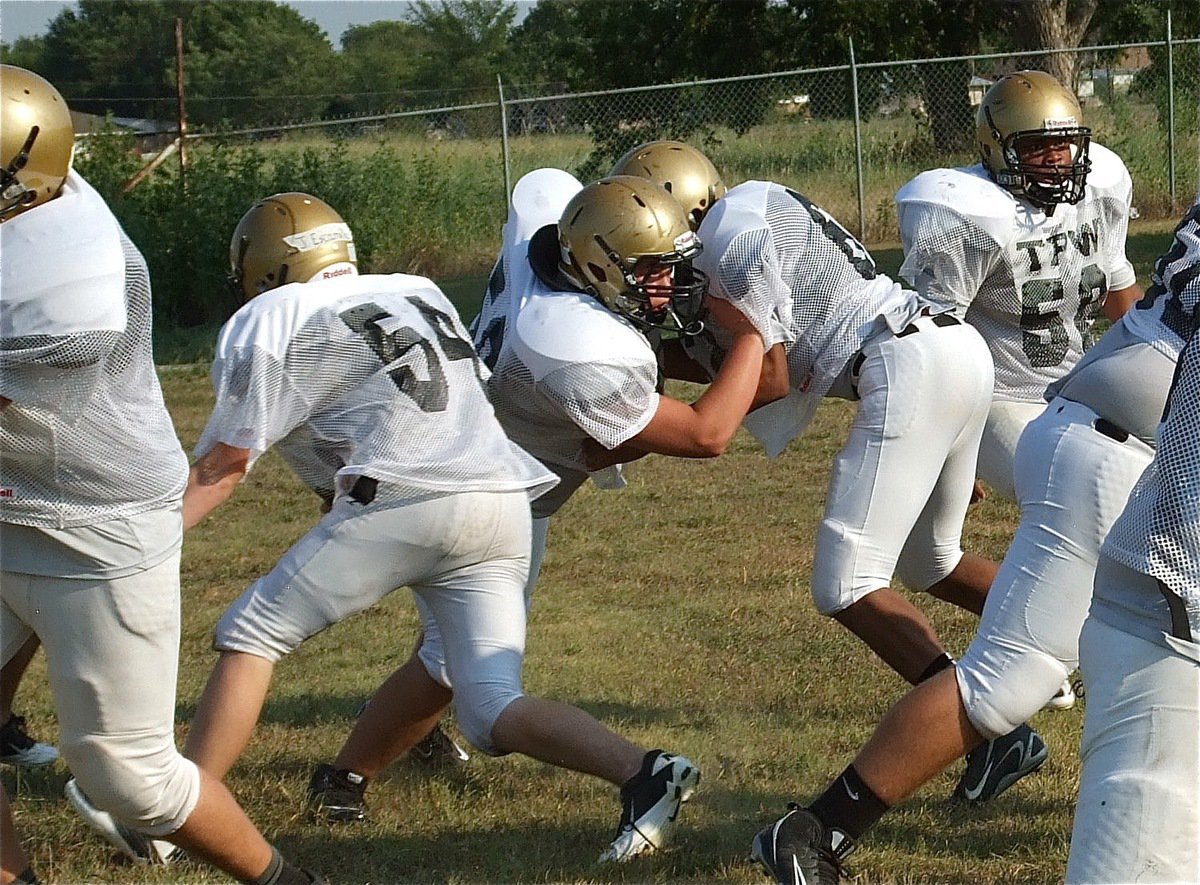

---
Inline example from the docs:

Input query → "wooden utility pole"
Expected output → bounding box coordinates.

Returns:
[174,16,189,187]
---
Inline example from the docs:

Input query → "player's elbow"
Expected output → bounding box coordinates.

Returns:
[689,425,736,458]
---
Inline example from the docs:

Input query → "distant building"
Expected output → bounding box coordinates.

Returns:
[71,110,177,153]
[968,76,994,107]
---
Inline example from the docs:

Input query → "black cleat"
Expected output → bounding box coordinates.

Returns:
[409,724,470,769]
[0,714,58,767]
[953,723,1048,803]
[307,763,368,822]
[599,749,700,862]
[750,804,853,885]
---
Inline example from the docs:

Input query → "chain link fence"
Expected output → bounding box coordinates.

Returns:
[179,38,1199,245]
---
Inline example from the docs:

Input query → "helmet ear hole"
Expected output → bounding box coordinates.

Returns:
[587,262,608,284]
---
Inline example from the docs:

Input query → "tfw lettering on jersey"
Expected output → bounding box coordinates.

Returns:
[1016,221,1098,273]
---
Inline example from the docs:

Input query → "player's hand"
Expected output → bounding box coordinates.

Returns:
[970,479,987,504]
[706,297,761,341]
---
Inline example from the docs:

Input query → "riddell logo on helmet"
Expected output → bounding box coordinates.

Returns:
[1043,117,1078,129]
[318,265,355,280]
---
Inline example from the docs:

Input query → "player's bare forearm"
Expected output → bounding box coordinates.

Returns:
[1103,283,1142,322]
[750,342,789,411]
[183,443,250,530]
[632,333,763,458]
[583,437,648,471]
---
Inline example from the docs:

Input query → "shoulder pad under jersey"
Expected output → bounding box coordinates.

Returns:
[698,181,772,270]
[377,272,457,315]
[897,166,1016,246]
[504,168,583,253]
[1084,142,1132,199]
[214,273,405,358]
[512,288,653,381]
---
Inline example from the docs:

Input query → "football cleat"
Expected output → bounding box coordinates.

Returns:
[65,779,183,865]
[409,724,470,769]
[598,749,700,862]
[1043,677,1076,711]
[0,714,58,767]
[953,723,1048,803]
[307,763,368,822]
[750,804,853,885]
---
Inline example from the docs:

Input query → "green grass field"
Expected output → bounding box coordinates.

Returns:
[2,221,1181,883]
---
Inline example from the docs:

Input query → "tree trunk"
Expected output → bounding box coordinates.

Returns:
[1013,0,1100,89]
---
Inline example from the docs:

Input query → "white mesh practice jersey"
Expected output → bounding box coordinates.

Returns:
[1,172,188,528]
[470,170,660,498]
[1124,199,1200,364]
[1102,199,1200,610]
[897,142,1136,404]
[194,273,556,504]
[471,245,660,477]
[692,180,925,446]
[1103,323,1200,634]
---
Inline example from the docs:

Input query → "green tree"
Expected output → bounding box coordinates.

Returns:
[406,0,518,101]
[334,21,432,116]
[13,0,336,128]
[0,35,49,70]
[510,1,788,175]
[776,1,1005,151]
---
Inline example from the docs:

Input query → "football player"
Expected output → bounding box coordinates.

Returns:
[896,70,1142,504]
[0,66,323,885]
[307,169,770,862]
[612,144,1056,828]
[179,190,707,866]
[1067,201,1200,884]
[749,200,1199,885]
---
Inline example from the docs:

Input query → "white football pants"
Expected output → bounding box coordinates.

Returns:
[956,398,1154,739]
[2,540,201,836]
[975,398,1048,501]
[214,489,532,755]
[811,315,993,614]
[1067,560,1200,884]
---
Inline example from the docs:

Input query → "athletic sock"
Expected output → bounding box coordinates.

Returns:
[809,764,889,841]
[247,847,285,885]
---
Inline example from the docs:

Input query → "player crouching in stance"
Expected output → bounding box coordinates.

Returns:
[308,170,770,861]
[0,66,323,884]
[178,192,700,866]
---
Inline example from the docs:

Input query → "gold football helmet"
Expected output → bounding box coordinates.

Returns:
[976,70,1091,210]
[558,175,707,334]
[1,65,75,221]
[610,140,726,230]
[228,192,357,299]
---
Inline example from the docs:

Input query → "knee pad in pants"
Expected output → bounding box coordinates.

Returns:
[64,737,201,836]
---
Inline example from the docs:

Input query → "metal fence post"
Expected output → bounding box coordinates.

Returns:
[498,74,512,203]
[1166,8,1177,209]
[848,37,867,241]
